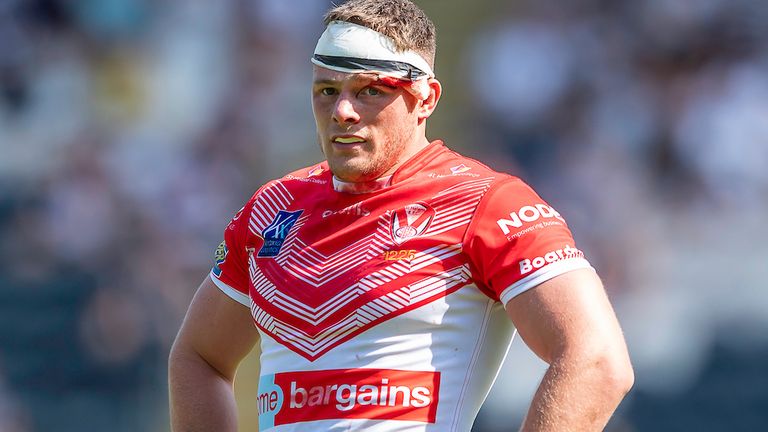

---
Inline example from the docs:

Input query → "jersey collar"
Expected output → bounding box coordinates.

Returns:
[390,140,446,184]
[332,175,392,194]
[330,140,447,194]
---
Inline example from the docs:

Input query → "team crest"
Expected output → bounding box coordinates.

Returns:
[258,210,303,257]
[391,203,435,245]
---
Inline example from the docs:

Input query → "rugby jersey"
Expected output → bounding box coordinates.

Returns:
[211,141,591,431]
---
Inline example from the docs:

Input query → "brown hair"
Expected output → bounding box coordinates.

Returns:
[324,0,437,68]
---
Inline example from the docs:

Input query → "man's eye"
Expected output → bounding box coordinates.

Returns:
[320,88,336,96]
[361,87,381,96]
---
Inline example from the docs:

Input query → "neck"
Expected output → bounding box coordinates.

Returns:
[382,134,430,177]
[332,135,432,193]
[332,175,392,194]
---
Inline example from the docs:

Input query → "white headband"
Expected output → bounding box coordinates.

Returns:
[312,21,434,99]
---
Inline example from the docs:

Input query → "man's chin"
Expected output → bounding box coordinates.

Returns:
[328,160,377,183]
[330,170,370,183]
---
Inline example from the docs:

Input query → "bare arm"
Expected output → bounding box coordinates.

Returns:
[506,268,634,431]
[169,276,259,432]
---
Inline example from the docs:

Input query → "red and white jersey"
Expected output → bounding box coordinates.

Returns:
[211,142,592,431]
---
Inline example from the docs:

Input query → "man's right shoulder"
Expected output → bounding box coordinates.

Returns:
[245,161,332,202]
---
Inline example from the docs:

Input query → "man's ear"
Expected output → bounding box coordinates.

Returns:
[417,78,442,121]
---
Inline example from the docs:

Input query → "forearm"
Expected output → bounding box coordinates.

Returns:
[169,346,239,432]
[520,354,633,432]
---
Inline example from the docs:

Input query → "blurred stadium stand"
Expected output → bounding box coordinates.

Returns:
[1,0,767,430]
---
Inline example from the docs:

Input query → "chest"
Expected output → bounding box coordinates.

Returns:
[243,178,490,361]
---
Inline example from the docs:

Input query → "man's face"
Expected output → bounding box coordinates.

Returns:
[312,66,420,183]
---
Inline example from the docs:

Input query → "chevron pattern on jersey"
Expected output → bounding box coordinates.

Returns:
[249,181,295,237]
[278,217,392,286]
[261,177,493,287]
[245,177,494,361]
[250,264,472,360]
[425,178,493,236]
[251,243,463,326]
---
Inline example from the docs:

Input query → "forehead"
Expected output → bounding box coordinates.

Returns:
[312,65,379,85]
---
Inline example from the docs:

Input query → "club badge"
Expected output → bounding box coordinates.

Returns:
[391,203,435,245]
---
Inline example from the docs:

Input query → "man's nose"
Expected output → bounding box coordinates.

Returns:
[332,96,361,126]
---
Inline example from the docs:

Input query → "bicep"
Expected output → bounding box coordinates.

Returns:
[505,268,626,364]
[172,276,259,380]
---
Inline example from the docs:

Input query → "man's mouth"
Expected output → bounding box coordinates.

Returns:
[332,135,366,144]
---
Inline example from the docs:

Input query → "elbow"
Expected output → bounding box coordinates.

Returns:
[599,349,635,400]
[168,336,199,381]
[613,360,635,397]
[557,344,634,402]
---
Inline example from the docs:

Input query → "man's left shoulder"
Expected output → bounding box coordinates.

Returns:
[425,146,512,184]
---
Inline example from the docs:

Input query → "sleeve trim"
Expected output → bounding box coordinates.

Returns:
[210,271,250,307]
[499,258,593,306]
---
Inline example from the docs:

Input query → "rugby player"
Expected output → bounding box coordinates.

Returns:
[169,1,634,430]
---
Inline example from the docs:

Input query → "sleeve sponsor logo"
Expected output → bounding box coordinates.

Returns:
[258,210,303,258]
[519,245,584,275]
[257,368,441,430]
[212,241,228,277]
[391,203,435,245]
[496,204,565,235]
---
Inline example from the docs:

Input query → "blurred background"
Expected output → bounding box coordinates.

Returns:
[1,0,767,430]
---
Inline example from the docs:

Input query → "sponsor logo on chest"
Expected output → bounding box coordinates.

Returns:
[257,368,441,429]
[322,202,371,218]
[258,210,303,257]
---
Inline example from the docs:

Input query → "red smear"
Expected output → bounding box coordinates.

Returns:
[376,75,425,100]
[377,76,410,88]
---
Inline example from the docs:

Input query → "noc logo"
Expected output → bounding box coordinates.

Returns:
[258,210,303,258]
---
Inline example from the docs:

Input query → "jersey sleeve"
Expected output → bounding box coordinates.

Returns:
[209,194,258,307]
[464,177,593,306]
